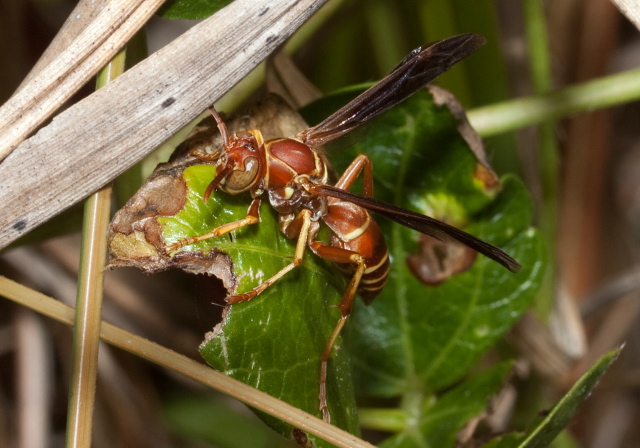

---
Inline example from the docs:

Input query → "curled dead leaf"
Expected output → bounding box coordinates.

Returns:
[429,85,500,193]
[108,95,310,292]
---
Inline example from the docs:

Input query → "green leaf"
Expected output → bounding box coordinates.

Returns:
[348,175,543,397]
[379,362,512,448]
[159,164,359,445]
[155,86,544,445]
[480,349,620,448]
[304,90,546,398]
[159,0,232,20]
[481,434,524,448]
[163,392,291,448]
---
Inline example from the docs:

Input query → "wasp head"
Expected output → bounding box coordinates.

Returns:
[204,130,265,201]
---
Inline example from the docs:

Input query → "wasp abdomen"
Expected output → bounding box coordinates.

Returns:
[324,200,390,304]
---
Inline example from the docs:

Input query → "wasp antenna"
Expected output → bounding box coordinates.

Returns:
[208,106,230,147]
[203,164,232,202]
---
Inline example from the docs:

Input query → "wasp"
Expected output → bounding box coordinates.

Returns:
[167,33,521,422]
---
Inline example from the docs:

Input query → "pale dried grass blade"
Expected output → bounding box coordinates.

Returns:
[0,0,329,250]
[0,0,165,160]
[611,0,640,30]
[15,0,109,90]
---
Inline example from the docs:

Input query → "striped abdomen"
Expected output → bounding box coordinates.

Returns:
[322,199,390,304]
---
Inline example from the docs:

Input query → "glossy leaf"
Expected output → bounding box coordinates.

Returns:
[481,349,619,448]
[302,89,545,400]
[145,85,543,446]
[380,362,512,448]
[349,175,543,397]
[163,392,291,448]
[159,164,359,445]
[483,350,620,448]
[159,0,232,20]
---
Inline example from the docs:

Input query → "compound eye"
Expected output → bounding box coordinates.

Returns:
[225,156,260,193]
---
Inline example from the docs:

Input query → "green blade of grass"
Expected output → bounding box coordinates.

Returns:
[468,67,640,137]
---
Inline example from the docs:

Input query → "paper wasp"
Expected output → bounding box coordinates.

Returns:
[167,33,521,422]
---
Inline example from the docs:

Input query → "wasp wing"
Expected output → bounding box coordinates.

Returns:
[311,183,522,273]
[298,33,486,148]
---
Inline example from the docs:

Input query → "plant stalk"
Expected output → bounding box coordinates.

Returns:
[468,66,640,137]
[65,49,126,448]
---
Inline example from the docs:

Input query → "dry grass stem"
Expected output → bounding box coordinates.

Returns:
[0,277,375,448]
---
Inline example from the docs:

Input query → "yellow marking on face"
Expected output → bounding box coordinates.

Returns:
[248,129,264,146]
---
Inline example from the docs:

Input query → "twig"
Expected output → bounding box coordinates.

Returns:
[0,276,375,448]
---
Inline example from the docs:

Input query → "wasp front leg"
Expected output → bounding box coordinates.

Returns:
[166,197,262,253]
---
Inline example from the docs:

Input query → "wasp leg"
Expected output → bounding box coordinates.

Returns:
[226,209,313,304]
[309,242,366,424]
[166,197,262,253]
[334,154,374,197]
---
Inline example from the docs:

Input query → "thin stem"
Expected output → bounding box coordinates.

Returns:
[365,0,405,76]
[0,276,375,448]
[359,408,408,432]
[523,0,558,318]
[417,1,473,105]
[524,1,553,93]
[65,50,126,448]
[467,66,640,137]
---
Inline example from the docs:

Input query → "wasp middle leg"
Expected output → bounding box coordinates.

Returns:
[225,208,314,304]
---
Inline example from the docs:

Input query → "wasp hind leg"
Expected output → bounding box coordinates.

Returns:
[309,241,366,423]
[334,153,374,197]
